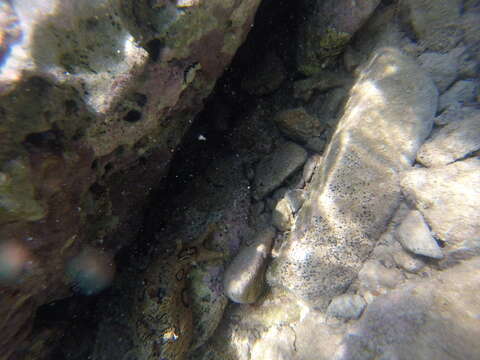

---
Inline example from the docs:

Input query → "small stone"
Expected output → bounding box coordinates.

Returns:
[254,142,308,200]
[326,294,367,320]
[285,189,307,214]
[392,250,426,273]
[417,108,480,167]
[223,227,276,304]
[274,107,324,143]
[395,210,443,259]
[439,80,478,112]
[272,198,294,232]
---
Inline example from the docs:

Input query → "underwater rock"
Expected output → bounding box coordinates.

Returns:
[326,294,367,320]
[223,226,276,304]
[274,107,325,144]
[253,141,307,200]
[337,257,480,360]
[401,158,480,253]
[395,210,443,259]
[417,108,480,167]
[270,47,437,309]
[296,0,381,74]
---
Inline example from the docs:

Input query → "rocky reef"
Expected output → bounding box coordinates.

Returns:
[1,0,480,359]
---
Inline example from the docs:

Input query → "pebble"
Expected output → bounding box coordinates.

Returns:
[253,142,307,200]
[395,210,443,259]
[223,227,276,304]
[392,250,426,273]
[326,294,367,320]
[272,198,294,232]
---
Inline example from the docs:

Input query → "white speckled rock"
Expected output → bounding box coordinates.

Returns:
[270,47,437,309]
[395,210,443,259]
[223,227,276,304]
[327,294,367,320]
[417,108,480,167]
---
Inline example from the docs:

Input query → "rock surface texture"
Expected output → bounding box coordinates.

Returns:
[0,0,261,358]
[401,158,480,254]
[3,0,480,359]
[270,47,438,308]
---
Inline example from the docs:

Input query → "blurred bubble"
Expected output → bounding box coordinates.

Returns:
[0,241,31,283]
[66,248,115,295]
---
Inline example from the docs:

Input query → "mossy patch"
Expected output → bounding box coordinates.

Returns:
[0,160,46,224]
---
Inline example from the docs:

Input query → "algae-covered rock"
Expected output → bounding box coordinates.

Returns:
[297,0,381,75]
[0,0,262,358]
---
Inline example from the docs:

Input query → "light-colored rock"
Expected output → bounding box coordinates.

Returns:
[285,189,307,214]
[358,260,404,298]
[417,108,480,167]
[223,227,276,304]
[274,107,325,143]
[395,210,443,259]
[433,104,476,126]
[335,257,480,360]
[269,47,437,308]
[392,250,426,274]
[401,158,480,252]
[418,48,464,93]
[253,142,308,200]
[439,80,478,111]
[272,198,294,232]
[250,326,296,360]
[327,294,367,320]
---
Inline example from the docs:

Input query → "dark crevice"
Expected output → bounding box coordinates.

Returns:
[146,38,164,62]
[46,0,304,357]
[123,109,142,122]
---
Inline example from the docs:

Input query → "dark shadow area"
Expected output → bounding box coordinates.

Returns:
[39,0,304,359]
